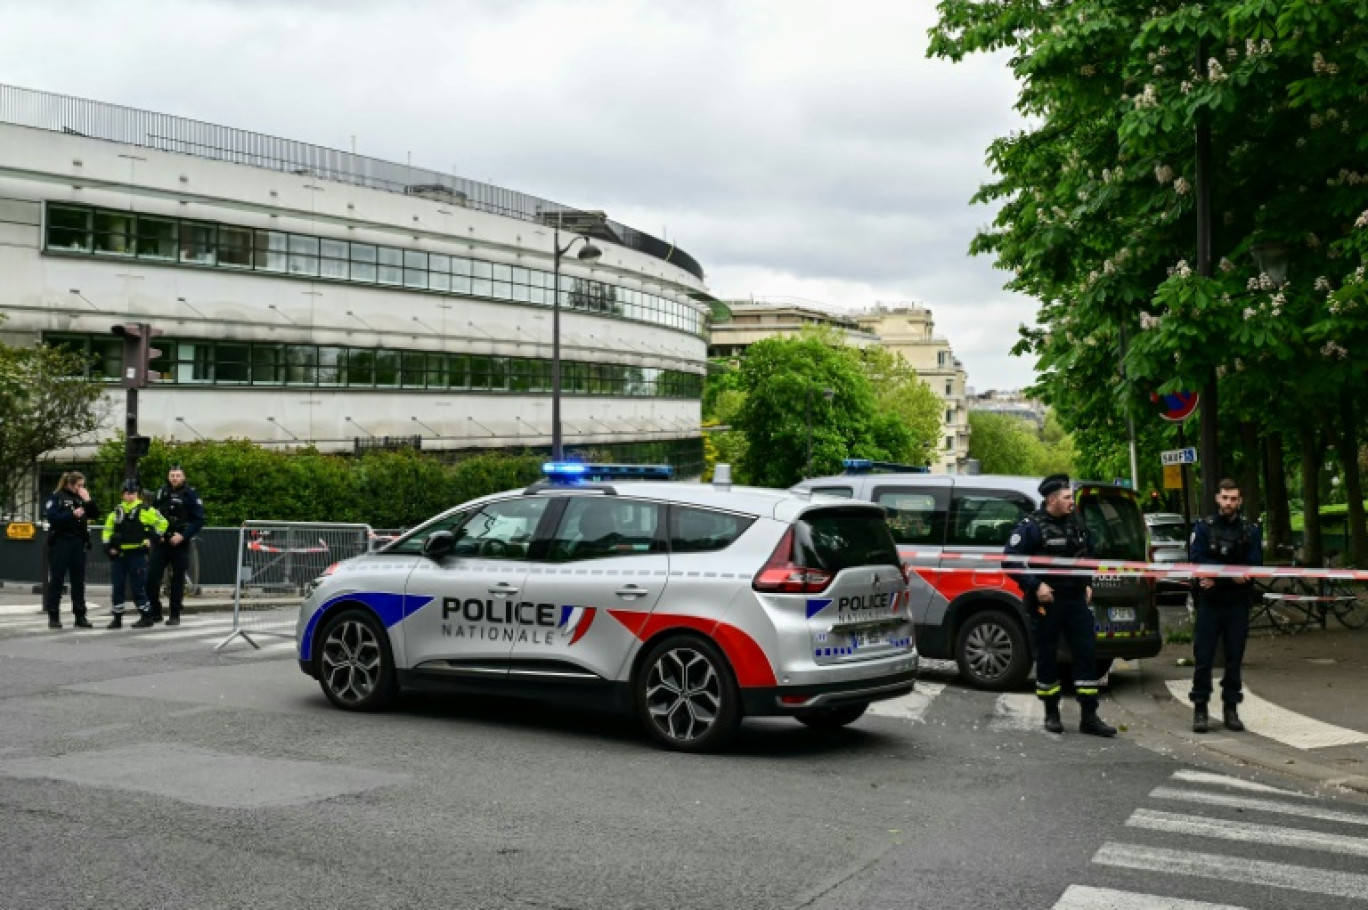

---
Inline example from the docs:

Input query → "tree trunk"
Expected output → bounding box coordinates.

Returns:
[1339,392,1368,568]
[1265,433,1292,554]
[1239,420,1262,523]
[1300,425,1325,568]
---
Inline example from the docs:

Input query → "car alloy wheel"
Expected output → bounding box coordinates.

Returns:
[955,611,1030,690]
[318,609,396,711]
[637,635,739,752]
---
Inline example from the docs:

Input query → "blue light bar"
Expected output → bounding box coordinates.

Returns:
[843,458,873,474]
[842,458,929,475]
[541,463,674,484]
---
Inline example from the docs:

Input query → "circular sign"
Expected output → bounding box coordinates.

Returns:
[1152,391,1199,422]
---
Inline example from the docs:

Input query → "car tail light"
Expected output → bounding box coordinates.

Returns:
[752,527,833,593]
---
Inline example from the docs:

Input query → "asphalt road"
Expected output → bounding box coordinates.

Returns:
[2,608,1366,910]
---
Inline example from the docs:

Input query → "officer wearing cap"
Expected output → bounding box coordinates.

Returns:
[146,464,205,626]
[102,479,169,629]
[1004,474,1117,737]
[1187,478,1262,734]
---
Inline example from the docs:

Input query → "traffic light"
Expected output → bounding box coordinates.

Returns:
[110,323,164,389]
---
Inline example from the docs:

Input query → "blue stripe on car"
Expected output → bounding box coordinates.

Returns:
[298,592,435,661]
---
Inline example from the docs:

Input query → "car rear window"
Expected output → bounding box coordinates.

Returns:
[795,506,901,572]
[1148,522,1187,544]
[1079,490,1147,561]
[670,506,755,553]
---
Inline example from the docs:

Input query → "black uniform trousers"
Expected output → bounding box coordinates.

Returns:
[1189,594,1250,706]
[109,550,151,614]
[146,542,189,619]
[44,536,89,619]
[1032,591,1099,711]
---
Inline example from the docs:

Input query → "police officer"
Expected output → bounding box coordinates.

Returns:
[146,465,205,626]
[1188,478,1262,733]
[1005,474,1117,737]
[43,471,98,629]
[102,480,169,629]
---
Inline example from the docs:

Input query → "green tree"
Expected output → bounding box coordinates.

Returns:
[968,412,1043,475]
[860,346,943,469]
[0,334,107,515]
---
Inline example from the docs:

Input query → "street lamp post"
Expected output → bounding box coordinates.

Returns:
[551,224,602,461]
[805,386,835,478]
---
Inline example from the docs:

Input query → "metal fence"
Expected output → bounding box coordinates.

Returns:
[0,83,705,280]
[216,521,372,651]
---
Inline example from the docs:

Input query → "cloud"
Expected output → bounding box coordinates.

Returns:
[0,0,1036,386]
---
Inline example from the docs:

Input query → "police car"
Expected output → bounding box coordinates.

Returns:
[296,464,917,751]
[794,463,1160,690]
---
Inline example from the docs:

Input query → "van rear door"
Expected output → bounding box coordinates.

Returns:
[1076,484,1155,641]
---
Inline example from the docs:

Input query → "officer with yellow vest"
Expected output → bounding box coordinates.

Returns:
[102,480,169,629]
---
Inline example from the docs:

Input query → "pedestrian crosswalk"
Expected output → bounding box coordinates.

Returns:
[1049,769,1368,908]
[0,608,298,660]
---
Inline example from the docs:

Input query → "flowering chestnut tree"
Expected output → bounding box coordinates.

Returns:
[930,1,1368,564]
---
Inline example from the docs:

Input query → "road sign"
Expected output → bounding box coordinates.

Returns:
[1163,464,1183,490]
[1153,391,1200,422]
[5,522,36,540]
[1161,447,1198,466]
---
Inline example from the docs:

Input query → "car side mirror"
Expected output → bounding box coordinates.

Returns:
[423,530,456,561]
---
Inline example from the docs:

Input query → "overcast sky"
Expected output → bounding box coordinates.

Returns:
[0,0,1035,389]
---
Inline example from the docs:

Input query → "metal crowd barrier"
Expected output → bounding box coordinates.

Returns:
[216,521,372,651]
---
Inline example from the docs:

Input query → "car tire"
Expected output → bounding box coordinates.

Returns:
[955,610,1031,691]
[635,634,740,753]
[315,608,398,712]
[796,703,869,730]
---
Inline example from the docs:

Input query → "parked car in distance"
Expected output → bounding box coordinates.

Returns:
[793,467,1161,691]
[1145,512,1191,609]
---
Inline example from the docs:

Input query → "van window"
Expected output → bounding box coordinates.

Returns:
[1079,489,1147,561]
[948,489,1033,548]
[871,486,948,546]
[810,486,854,499]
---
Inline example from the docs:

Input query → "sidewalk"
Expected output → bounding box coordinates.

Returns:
[0,582,299,616]
[1110,606,1368,795]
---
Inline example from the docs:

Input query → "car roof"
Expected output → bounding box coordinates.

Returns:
[796,472,1137,498]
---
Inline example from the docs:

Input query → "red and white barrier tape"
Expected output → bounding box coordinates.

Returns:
[247,538,330,555]
[897,548,1368,582]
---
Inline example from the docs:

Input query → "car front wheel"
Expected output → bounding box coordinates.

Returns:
[636,634,740,752]
[316,608,397,712]
[955,610,1031,691]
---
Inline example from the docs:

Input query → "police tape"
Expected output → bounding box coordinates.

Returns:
[895,548,1368,583]
[246,538,331,555]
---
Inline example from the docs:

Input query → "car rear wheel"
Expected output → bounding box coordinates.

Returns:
[796,703,869,730]
[316,608,397,712]
[955,610,1031,691]
[636,634,740,752]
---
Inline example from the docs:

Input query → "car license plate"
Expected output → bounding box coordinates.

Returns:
[851,628,892,649]
[1108,607,1136,623]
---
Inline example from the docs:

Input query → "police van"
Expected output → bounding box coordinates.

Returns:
[793,466,1160,690]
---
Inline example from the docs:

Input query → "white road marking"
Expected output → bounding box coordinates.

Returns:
[1127,808,1368,858]
[1165,680,1368,749]
[1150,787,1368,827]
[990,692,1044,731]
[1170,769,1311,798]
[866,682,944,722]
[1093,842,1368,901]
[1052,884,1247,910]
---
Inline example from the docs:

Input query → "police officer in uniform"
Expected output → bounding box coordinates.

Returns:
[102,479,169,629]
[43,471,98,629]
[1005,474,1117,737]
[146,465,205,626]
[1188,478,1262,733]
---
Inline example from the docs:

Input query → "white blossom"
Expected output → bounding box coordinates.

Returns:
[1315,276,1332,292]
[1155,164,1175,184]
[1321,341,1349,359]
[1080,64,1097,77]
[1207,59,1227,82]
[1356,209,1368,229]
[1219,257,1234,273]
[1134,84,1159,109]
[1242,307,1257,320]
[1180,80,1194,94]
[1174,177,1191,195]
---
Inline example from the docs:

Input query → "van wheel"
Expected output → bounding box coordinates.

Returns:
[955,611,1030,691]
[797,704,869,730]
[636,634,740,752]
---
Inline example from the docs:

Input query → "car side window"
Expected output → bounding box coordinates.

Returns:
[449,497,551,560]
[871,486,947,546]
[947,489,1033,548]
[384,510,471,555]
[546,498,664,562]
[810,486,854,499]
[669,506,755,554]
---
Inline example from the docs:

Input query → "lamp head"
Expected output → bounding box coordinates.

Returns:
[576,241,602,262]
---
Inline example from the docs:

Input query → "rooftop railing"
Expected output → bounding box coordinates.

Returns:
[0,83,704,281]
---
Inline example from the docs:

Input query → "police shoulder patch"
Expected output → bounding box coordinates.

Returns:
[1009,533,1021,546]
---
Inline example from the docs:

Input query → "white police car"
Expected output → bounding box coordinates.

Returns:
[297,464,918,751]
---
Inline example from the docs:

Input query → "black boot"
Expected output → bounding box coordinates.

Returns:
[1043,703,1064,734]
[1080,710,1117,737]
[47,614,62,630]
[131,614,155,629]
[166,613,181,627]
[107,613,123,630]
[1193,704,1209,734]
[73,615,93,628]
[1223,705,1245,732]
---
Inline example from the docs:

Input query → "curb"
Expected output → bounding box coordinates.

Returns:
[1109,660,1368,798]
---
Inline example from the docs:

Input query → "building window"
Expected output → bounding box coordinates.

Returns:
[945,436,954,451]
[46,205,92,251]
[945,380,953,396]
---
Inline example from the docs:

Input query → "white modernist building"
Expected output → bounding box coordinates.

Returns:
[0,85,712,504]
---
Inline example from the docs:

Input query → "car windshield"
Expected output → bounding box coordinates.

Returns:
[1148,522,1187,544]
[794,506,901,572]
[1078,489,1147,561]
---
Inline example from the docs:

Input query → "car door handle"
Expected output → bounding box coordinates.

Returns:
[614,585,650,599]
[487,583,519,597]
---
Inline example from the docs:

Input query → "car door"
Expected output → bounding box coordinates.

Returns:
[945,486,1036,598]
[512,495,670,681]
[869,481,949,628]
[402,495,554,673]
